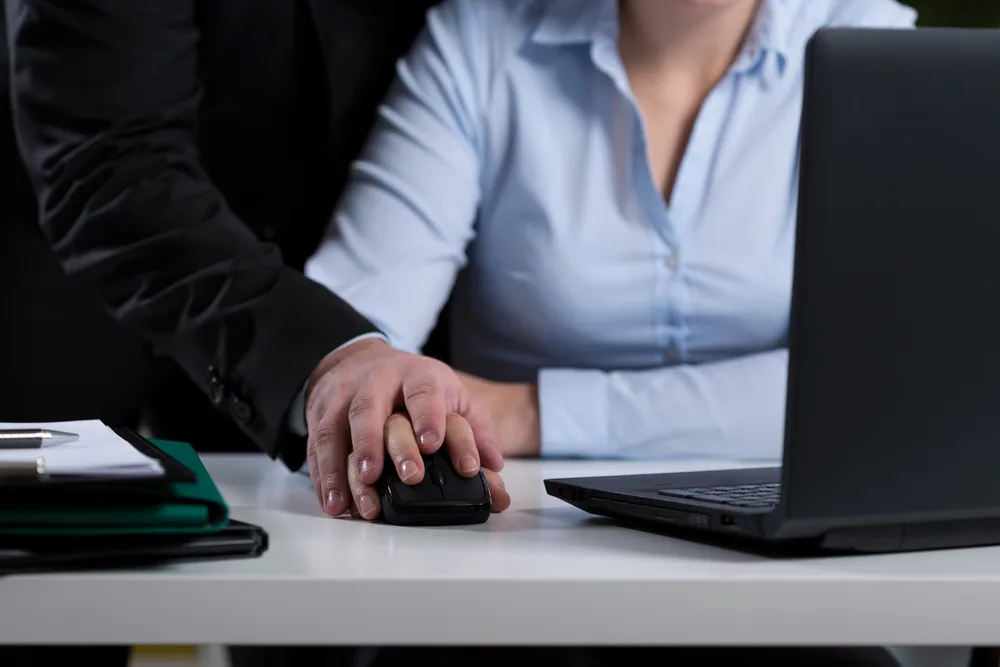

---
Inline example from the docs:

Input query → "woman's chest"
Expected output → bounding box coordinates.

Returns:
[466,71,801,360]
[465,197,796,361]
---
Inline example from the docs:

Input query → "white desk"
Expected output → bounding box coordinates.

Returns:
[0,455,998,648]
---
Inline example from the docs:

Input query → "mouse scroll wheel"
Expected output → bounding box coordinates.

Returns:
[429,465,447,487]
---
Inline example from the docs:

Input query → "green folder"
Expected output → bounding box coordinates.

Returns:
[0,440,229,537]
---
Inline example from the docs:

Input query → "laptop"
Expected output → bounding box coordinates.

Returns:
[545,27,1000,554]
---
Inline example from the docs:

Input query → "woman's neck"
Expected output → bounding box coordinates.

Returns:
[618,0,761,91]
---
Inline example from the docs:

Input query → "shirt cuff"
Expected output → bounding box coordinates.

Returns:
[287,332,389,437]
[537,368,610,458]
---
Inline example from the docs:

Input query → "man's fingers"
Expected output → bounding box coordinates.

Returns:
[443,413,481,477]
[348,365,398,486]
[461,394,505,472]
[347,452,381,520]
[306,436,323,510]
[401,370,448,453]
[313,415,351,517]
[482,468,511,513]
[385,413,425,484]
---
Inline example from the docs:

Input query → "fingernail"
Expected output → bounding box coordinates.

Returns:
[418,431,439,447]
[359,457,374,477]
[325,490,342,512]
[400,459,419,481]
[459,455,479,474]
[358,493,377,517]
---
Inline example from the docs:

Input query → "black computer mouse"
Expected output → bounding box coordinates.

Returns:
[376,449,492,526]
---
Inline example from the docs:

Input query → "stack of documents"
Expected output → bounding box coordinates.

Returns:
[0,420,164,478]
[0,428,269,575]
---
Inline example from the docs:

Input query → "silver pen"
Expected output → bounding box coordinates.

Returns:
[0,429,78,449]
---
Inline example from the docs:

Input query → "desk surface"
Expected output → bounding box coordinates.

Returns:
[2,455,999,646]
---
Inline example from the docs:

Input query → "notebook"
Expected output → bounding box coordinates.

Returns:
[0,420,164,478]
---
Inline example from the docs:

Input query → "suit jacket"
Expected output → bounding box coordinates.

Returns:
[1,0,437,469]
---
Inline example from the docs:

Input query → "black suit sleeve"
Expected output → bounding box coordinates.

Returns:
[4,0,378,469]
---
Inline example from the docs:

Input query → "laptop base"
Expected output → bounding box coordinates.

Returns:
[545,469,1000,555]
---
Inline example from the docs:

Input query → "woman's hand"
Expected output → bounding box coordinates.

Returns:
[455,371,541,457]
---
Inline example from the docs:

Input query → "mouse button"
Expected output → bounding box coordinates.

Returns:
[429,465,447,487]
[421,451,446,468]
[389,477,442,504]
[441,472,489,502]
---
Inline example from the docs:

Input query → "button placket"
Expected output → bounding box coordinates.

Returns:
[665,251,679,271]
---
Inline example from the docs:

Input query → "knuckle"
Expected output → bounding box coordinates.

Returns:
[327,377,358,409]
[328,375,354,400]
[320,471,341,493]
[388,442,417,465]
[406,411,433,429]
[351,430,379,456]
[313,422,340,447]
[404,380,439,401]
[310,374,357,417]
[445,385,466,411]
[348,393,377,422]
[365,360,396,384]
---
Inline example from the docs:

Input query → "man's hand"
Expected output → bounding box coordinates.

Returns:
[456,371,541,458]
[371,412,511,515]
[304,338,505,519]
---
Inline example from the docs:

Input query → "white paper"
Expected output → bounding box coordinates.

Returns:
[0,420,164,478]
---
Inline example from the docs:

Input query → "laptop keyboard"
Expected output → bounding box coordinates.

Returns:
[657,483,780,508]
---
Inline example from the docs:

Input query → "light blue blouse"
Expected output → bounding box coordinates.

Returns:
[306,0,917,461]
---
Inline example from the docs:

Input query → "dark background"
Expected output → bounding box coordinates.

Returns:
[905,0,999,27]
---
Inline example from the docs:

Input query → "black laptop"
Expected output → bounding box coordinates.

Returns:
[545,27,1000,554]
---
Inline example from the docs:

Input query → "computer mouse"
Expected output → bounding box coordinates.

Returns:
[376,449,492,526]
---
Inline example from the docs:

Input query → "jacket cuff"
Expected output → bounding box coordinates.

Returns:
[171,268,378,471]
